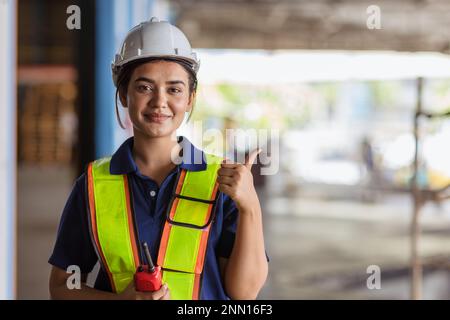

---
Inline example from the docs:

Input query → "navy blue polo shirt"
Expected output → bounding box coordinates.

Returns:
[49,136,239,299]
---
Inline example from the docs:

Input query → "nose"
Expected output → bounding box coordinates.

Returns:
[150,88,168,109]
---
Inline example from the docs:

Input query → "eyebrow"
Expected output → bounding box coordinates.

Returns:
[134,77,186,86]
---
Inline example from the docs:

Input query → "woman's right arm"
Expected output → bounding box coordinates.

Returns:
[49,266,170,300]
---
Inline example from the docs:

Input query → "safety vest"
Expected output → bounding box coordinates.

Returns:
[86,153,222,299]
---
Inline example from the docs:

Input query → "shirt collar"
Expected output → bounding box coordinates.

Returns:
[109,136,207,175]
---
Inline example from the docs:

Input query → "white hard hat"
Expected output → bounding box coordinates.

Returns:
[111,17,200,87]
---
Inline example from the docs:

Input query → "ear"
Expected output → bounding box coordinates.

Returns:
[118,86,128,108]
[186,91,196,112]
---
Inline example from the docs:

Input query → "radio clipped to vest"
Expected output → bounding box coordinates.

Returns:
[134,242,162,292]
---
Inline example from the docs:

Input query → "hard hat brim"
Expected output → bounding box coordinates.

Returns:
[112,55,200,87]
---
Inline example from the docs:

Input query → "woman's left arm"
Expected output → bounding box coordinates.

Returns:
[217,149,268,300]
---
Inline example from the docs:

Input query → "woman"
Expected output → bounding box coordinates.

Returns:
[49,17,268,300]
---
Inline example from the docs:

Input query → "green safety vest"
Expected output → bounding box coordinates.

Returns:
[86,153,222,299]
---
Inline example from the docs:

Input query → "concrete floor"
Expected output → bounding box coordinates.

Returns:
[18,165,75,299]
[17,165,450,299]
[258,192,450,299]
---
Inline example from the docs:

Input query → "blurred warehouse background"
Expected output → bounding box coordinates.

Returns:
[1,0,450,299]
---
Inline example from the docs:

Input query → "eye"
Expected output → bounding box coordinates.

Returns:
[169,87,182,94]
[136,84,152,93]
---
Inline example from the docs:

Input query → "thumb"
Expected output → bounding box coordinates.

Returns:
[244,148,262,169]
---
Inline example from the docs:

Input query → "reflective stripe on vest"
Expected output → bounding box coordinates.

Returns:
[86,154,222,298]
[157,153,222,299]
[86,157,140,293]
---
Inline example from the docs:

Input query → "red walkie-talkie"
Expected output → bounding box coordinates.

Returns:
[134,242,162,292]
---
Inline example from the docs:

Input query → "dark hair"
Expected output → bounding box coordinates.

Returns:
[115,58,198,129]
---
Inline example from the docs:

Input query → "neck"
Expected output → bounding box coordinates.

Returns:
[132,131,180,169]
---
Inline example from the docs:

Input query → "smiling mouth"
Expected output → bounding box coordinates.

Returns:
[144,113,172,124]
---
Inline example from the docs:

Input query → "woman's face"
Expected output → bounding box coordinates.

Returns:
[122,60,193,138]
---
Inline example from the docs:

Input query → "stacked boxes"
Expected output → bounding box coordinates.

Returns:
[19,80,77,165]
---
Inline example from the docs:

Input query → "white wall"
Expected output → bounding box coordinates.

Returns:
[0,0,16,299]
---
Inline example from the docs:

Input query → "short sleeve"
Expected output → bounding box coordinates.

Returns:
[216,194,239,259]
[48,174,98,274]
